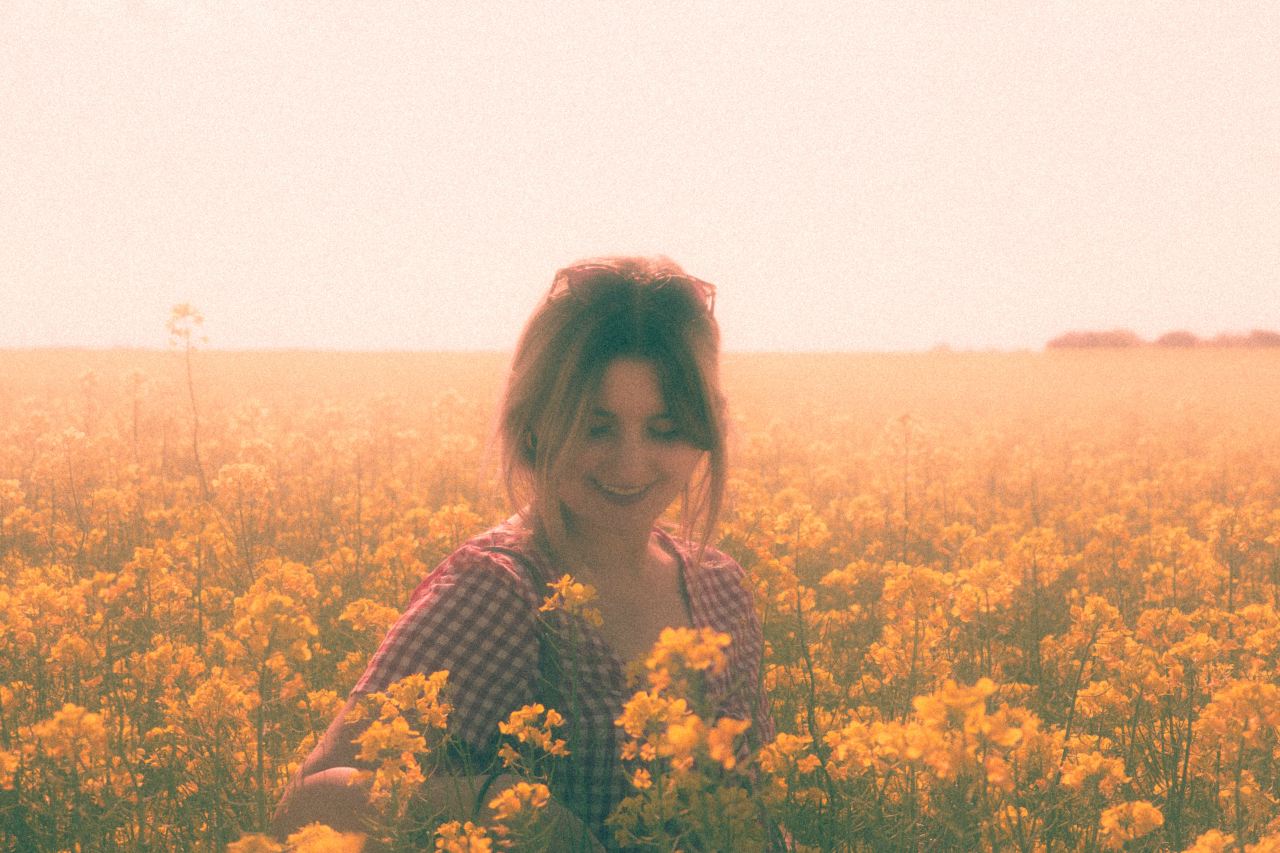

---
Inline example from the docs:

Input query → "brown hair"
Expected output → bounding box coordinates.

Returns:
[498,256,726,562]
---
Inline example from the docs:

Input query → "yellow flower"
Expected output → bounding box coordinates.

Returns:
[820,725,869,781]
[706,717,751,770]
[226,834,284,853]
[615,691,689,740]
[381,670,453,730]
[354,715,428,766]
[434,820,493,852]
[498,703,569,757]
[426,501,483,548]
[339,598,401,636]
[0,749,19,790]
[796,754,822,774]
[285,822,366,852]
[644,627,732,677]
[30,703,108,768]
[662,716,705,771]
[1246,834,1280,853]
[230,561,320,666]
[1060,750,1129,796]
[911,677,995,733]
[352,715,428,807]
[752,727,814,773]
[540,574,604,627]
[984,754,1013,792]
[496,743,520,769]
[1183,830,1236,853]
[487,780,551,823]
[1098,801,1163,850]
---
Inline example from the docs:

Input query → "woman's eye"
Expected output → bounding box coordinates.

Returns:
[587,423,614,438]
[650,422,681,441]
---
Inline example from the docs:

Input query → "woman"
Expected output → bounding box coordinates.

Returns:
[273,257,773,850]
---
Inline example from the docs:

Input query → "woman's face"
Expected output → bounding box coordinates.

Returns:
[552,358,704,539]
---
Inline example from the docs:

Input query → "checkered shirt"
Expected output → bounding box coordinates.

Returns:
[353,521,774,845]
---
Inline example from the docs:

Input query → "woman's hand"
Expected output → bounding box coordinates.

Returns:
[480,773,606,852]
[274,767,604,852]
[270,765,380,844]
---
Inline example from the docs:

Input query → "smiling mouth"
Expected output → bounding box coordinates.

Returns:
[592,479,654,503]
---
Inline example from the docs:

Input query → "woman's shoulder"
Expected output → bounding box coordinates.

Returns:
[657,527,752,602]
[407,521,544,609]
[352,521,547,698]
[461,517,537,557]
[657,527,743,572]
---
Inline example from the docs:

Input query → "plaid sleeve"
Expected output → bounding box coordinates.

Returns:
[740,578,776,746]
[352,544,540,749]
[697,547,776,747]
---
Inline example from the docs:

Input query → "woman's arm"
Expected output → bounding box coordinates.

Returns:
[270,695,384,839]
[272,699,601,850]
[274,547,536,838]
[271,545,606,849]
[271,695,496,839]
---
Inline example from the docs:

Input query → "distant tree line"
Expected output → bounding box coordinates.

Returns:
[1047,328,1280,349]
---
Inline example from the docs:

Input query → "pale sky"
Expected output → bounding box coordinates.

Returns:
[3,1,1277,352]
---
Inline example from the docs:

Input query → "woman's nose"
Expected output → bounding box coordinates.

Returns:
[607,432,654,479]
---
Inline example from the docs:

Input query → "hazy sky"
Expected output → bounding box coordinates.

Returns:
[3,1,1277,351]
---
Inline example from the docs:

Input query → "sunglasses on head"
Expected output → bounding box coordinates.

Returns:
[548,262,716,316]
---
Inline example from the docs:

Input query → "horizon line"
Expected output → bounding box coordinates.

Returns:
[1,344,1047,355]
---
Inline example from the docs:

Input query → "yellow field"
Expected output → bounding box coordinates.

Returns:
[2,349,1279,851]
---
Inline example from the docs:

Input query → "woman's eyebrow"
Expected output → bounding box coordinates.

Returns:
[587,408,674,420]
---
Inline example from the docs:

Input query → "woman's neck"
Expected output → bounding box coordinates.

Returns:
[560,519,655,581]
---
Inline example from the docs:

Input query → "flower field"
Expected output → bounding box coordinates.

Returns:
[2,348,1280,852]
